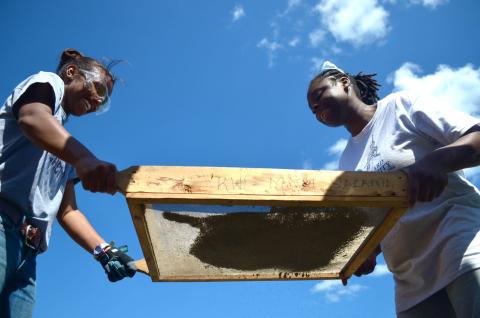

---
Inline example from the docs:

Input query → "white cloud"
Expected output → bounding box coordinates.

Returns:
[311,280,342,292]
[302,158,313,170]
[311,57,325,73]
[323,160,339,170]
[257,38,282,67]
[232,5,245,22]
[311,263,389,302]
[289,37,300,47]
[370,264,391,277]
[309,29,326,47]
[311,280,366,303]
[288,0,302,9]
[330,45,342,55]
[279,0,302,17]
[389,63,480,116]
[410,0,448,9]
[389,62,480,183]
[314,0,390,46]
[257,38,282,68]
[328,138,348,156]
[322,138,348,170]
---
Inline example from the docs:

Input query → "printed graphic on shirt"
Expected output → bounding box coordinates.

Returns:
[37,153,69,200]
[364,138,396,172]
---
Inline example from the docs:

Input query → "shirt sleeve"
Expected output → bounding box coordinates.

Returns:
[407,92,480,146]
[9,72,65,116]
[12,82,55,119]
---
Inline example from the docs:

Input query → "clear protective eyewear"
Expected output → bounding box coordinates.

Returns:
[79,68,112,114]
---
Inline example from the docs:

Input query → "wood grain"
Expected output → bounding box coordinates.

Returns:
[117,166,408,208]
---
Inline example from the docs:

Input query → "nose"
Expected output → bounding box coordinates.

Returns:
[88,97,102,111]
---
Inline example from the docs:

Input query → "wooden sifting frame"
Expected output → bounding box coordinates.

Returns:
[117,166,408,283]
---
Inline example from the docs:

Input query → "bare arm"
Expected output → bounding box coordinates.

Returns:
[17,102,116,194]
[404,126,480,206]
[56,180,105,253]
[18,102,95,164]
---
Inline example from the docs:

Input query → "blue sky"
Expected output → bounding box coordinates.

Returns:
[1,1,479,317]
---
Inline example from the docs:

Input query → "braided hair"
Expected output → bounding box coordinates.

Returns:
[310,69,380,105]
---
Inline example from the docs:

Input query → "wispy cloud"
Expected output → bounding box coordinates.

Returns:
[232,5,246,22]
[311,280,366,303]
[289,37,300,47]
[370,264,391,277]
[257,38,282,67]
[288,0,302,9]
[313,0,390,47]
[328,139,348,156]
[279,0,303,17]
[311,263,390,302]
[256,0,448,68]
[322,138,348,170]
[302,158,313,170]
[409,0,449,9]
[309,29,326,47]
[311,57,325,73]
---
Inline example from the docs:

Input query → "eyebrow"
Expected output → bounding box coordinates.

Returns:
[310,86,326,101]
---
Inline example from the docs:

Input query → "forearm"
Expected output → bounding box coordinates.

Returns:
[418,131,480,172]
[57,208,105,254]
[18,103,96,165]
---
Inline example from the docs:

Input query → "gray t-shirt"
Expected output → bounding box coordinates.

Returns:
[340,90,480,312]
[0,71,75,252]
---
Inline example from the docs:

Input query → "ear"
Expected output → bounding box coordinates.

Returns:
[65,64,79,82]
[339,76,350,87]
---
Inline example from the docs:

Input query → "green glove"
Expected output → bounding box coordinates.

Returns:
[95,242,136,282]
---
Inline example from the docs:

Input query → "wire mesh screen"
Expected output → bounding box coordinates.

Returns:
[143,204,389,281]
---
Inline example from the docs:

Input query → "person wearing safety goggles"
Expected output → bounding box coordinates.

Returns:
[0,48,135,318]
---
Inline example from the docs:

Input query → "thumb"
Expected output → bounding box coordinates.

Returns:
[125,261,137,277]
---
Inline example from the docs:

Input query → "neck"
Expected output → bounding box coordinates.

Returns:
[345,99,377,136]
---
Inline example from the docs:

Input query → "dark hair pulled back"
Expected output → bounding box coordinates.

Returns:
[56,48,116,85]
[310,69,380,105]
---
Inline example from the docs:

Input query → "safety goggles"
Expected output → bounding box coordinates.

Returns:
[79,68,112,114]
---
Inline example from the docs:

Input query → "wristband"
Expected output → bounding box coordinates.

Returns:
[93,242,110,259]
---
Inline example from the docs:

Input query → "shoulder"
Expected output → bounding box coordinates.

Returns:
[14,72,65,107]
[24,72,64,95]
[19,72,63,90]
[377,90,427,118]
[379,90,420,108]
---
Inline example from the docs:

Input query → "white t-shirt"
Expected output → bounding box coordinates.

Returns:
[0,71,75,252]
[339,90,480,312]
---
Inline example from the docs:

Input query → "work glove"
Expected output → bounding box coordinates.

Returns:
[95,242,136,282]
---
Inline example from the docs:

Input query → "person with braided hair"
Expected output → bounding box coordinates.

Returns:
[0,49,136,318]
[307,61,480,317]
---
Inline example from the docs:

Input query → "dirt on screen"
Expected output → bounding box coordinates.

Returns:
[162,206,368,272]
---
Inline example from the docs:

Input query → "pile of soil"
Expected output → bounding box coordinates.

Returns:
[162,206,368,271]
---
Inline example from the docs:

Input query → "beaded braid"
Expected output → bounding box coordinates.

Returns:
[310,69,380,105]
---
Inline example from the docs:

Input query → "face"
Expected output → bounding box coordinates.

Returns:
[307,76,350,127]
[63,65,114,116]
